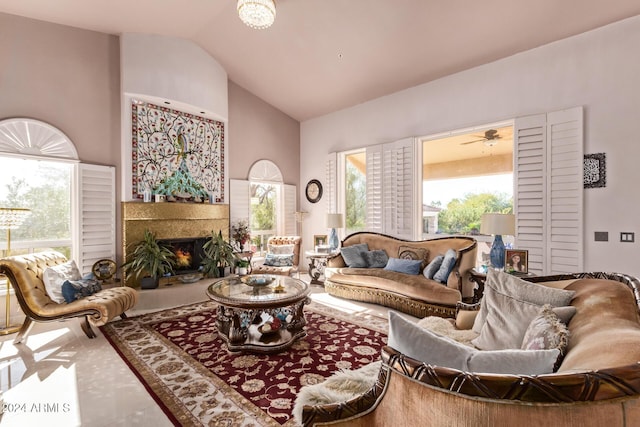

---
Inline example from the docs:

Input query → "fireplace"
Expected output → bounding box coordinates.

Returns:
[121,202,230,287]
[159,237,208,275]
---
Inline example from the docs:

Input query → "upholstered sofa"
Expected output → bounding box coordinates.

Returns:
[0,251,138,343]
[300,271,640,426]
[324,232,478,318]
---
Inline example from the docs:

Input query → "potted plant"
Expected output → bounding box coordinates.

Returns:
[122,229,176,289]
[231,220,251,252]
[201,230,236,278]
[235,259,250,276]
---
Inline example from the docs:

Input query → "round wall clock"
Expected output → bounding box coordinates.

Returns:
[305,179,323,203]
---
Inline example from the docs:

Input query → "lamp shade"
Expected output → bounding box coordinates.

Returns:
[480,213,515,236]
[0,207,31,230]
[326,213,344,229]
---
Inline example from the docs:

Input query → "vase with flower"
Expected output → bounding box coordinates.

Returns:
[231,220,251,252]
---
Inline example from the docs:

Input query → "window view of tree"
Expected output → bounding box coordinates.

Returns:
[345,152,366,235]
[436,192,512,234]
[0,157,72,257]
[250,182,276,254]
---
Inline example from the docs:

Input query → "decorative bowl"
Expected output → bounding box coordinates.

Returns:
[242,275,275,287]
[258,320,281,335]
[178,273,201,283]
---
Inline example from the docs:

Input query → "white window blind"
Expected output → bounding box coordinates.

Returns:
[72,163,116,275]
[325,153,337,214]
[365,138,416,239]
[365,144,383,233]
[230,179,250,225]
[283,184,297,235]
[514,107,583,275]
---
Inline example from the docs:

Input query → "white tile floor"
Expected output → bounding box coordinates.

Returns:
[0,276,404,427]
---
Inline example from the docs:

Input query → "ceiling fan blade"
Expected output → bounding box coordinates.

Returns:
[461,138,485,145]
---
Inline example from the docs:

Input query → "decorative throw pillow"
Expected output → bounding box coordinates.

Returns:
[340,243,369,268]
[521,304,570,371]
[268,244,295,255]
[263,253,294,267]
[432,249,457,284]
[388,312,559,375]
[398,245,429,270]
[43,260,82,304]
[423,255,444,279]
[363,249,389,268]
[61,279,102,303]
[384,257,423,275]
[472,269,576,334]
[471,288,575,351]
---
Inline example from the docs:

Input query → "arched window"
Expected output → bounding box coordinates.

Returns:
[0,118,115,273]
[230,160,296,256]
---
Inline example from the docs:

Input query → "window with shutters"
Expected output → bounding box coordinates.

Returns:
[345,150,366,235]
[0,156,73,258]
[230,161,296,256]
[420,124,514,236]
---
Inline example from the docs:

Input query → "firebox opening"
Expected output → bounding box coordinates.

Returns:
[159,237,208,275]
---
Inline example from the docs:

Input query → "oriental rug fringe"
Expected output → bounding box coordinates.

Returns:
[101,300,388,426]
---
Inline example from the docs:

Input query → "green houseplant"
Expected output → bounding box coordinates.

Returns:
[201,230,236,278]
[235,259,250,276]
[122,229,176,289]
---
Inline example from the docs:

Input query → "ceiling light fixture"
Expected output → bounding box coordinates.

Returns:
[237,0,276,30]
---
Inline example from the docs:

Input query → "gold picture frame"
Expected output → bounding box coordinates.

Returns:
[314,235,328,248]
[505,249,528,274]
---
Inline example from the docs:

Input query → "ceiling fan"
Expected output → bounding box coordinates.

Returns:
[461,129,501,146]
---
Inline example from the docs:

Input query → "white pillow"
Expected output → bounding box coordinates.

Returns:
[472,270,575,334]
[43,260,81,304]
[268,244,295,255]
[389,312,559,375]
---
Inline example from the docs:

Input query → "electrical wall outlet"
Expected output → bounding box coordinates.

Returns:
[620,232,635,243]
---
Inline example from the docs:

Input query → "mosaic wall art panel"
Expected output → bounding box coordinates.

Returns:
[131,101,225,202]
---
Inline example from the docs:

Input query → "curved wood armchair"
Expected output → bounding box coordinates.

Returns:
[0,251,138,343]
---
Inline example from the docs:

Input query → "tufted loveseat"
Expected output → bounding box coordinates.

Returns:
[301,272,640,426]
[0,251,138,343]
[324,232,478,318]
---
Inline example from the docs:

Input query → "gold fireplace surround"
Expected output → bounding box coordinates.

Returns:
[121,202,230,287]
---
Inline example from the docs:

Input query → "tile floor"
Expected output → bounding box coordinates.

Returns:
[0,276,405,427]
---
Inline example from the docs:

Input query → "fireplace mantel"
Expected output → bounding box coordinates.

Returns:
[121,202,229,286]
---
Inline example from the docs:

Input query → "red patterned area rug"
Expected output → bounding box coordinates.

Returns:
[101,300,388,426]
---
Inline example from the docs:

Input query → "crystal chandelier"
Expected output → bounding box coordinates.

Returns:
[237,0,276,30]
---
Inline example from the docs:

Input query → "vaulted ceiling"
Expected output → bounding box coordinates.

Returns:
[2,1,640,121]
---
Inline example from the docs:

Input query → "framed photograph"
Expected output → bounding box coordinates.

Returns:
[505,249,528,274]
[314,235,327,248]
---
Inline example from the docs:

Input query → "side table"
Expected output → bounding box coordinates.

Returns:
[305,250,337,285]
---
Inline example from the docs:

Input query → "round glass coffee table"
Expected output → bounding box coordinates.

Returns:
[206,275,311,353]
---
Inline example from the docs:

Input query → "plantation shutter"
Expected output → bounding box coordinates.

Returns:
[325,153,337,214]
[230,179,250,225]
[283,184,297,235]
[514,114,547,275]
[365,144,383,233]
[514,107,583,275]
[365,139,416,238]
[546,107,583,273]
[383,138,415,240]
[73,163,116,275]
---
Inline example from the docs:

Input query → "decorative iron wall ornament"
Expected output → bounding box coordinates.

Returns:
[131,101,225,202]
[583,153,606,188]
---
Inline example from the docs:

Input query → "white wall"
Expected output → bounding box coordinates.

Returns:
[301,15,640,277]
[120,33,229,201]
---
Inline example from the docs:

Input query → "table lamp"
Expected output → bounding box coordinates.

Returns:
[0,207,31,335]
[326,213,344,252]
[480,213,515,270]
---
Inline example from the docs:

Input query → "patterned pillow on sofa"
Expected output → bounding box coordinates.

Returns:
[398,245,429,270]
[264,253,294,267]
